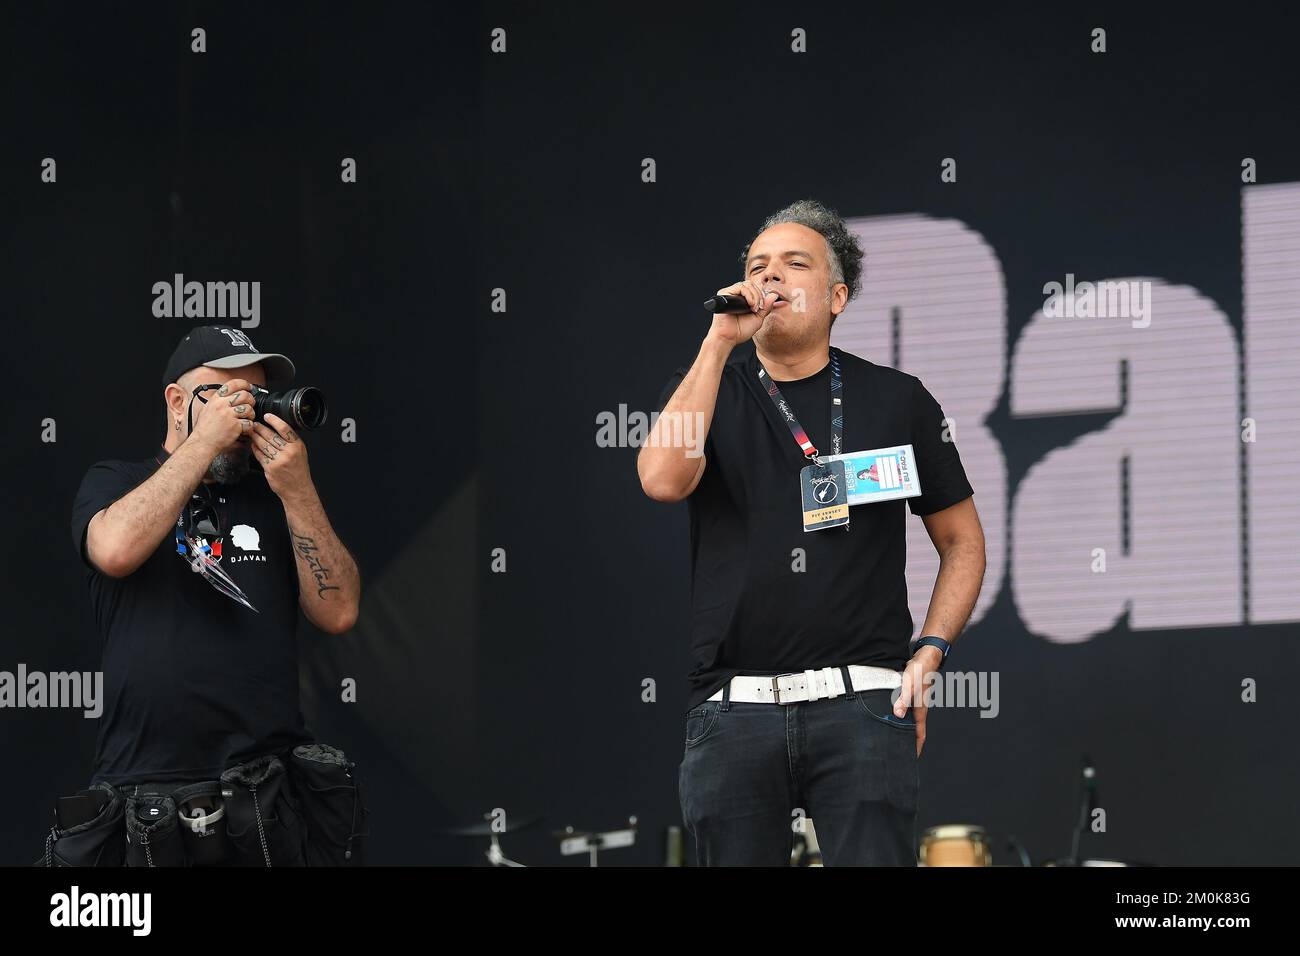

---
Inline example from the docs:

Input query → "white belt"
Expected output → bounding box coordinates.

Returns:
[708,664,902,705]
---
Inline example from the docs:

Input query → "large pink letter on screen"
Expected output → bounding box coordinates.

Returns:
[1010,280,1241,641]
[1244,183,1300,624]
[834,215,1006,637]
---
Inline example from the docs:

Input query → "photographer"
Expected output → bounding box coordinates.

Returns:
[48,324,364,867]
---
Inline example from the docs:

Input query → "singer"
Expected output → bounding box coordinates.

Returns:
[638,200,986,866]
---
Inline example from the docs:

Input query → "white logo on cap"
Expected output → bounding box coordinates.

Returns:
[219,328,256,350]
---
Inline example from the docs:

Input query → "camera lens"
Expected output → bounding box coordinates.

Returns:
[253,385,328,431]
[291,387,328,430]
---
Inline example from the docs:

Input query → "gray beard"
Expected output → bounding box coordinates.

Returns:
[209,446,251,484]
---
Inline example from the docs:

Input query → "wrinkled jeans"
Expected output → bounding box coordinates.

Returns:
[679,670,919,866]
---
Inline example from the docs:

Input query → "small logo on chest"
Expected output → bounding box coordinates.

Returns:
[227,523,268,563]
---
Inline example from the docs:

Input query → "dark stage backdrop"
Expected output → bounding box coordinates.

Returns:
[1,3,483,865]
[3,3,1297,866]
[475,4,1299,867]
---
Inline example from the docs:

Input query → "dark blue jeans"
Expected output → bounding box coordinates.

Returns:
[679,678,919,866]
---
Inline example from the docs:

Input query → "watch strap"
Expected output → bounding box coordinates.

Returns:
[910,635,951,668]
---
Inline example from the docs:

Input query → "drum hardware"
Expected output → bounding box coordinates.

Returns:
[555,816,637,866]
[790,818,824,866]
[1045,858,1135,867]
[436,812,542,867]
[664,825,685,866]
[1005,833,1033,867]
[1067,754,1097,866]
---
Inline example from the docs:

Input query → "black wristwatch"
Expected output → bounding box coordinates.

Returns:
[909,635,951,669]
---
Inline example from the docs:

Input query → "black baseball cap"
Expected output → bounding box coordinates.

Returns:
[162,325,296,390]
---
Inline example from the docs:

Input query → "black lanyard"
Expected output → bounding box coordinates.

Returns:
[756,347,843,461]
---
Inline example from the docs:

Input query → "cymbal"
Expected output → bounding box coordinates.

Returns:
[435,815,544,837]
[1043,858,1150,867]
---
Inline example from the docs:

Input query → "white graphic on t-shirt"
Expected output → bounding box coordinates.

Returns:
[230,524,261,551]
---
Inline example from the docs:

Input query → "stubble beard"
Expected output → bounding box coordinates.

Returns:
[754,310,828,355]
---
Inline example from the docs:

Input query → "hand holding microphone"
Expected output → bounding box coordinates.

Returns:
[704,279,780,348]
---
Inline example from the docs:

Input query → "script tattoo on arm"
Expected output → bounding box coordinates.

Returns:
[290,530,342,599]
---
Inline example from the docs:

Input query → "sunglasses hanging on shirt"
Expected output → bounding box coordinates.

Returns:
[173,485,259,613]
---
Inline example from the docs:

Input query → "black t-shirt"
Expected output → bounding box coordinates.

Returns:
[654,343,974,711]
[70,446,312,786]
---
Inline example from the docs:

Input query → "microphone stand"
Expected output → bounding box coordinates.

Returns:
[486,831,525,868]
[1067,756,1097,866]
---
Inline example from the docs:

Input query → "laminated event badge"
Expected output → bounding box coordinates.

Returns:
[827,443,923,506]
[799,457,850,532]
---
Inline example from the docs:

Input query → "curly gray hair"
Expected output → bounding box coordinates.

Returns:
[740,199,865,303]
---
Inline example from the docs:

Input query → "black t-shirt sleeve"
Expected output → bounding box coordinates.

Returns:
[70,462,144,571]
[907,376,974,517]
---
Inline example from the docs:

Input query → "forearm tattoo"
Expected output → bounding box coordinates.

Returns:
[290,530,342,598]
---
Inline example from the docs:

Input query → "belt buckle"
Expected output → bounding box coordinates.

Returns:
[771,676,783,705]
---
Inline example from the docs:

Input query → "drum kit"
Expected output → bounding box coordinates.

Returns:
[907,757,1146,867]
[792,820,1139,867]
[791,756,1147,867]
[788,821,1023,866]
[913,824,1141,866]
[437,813,640,867]
[441,813,1141,866]
[441,757,1146,866]
[918,824,994,866]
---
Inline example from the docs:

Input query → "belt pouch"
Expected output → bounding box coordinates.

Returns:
[220,754,305,867]
[172,780,231,866]
[289,742,369,866]
[47,783,126,867]
[125,793,186,867]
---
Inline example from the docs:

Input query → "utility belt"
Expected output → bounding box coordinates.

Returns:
[40,742,370,868]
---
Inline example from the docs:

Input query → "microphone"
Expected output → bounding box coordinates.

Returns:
[703,293,755,314]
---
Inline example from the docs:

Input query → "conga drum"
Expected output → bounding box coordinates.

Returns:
[919,824,992,866]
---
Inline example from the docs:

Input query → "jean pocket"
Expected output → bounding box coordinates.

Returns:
[855,691,920,810]
[684,703,720,748]
[856,689,917,731]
